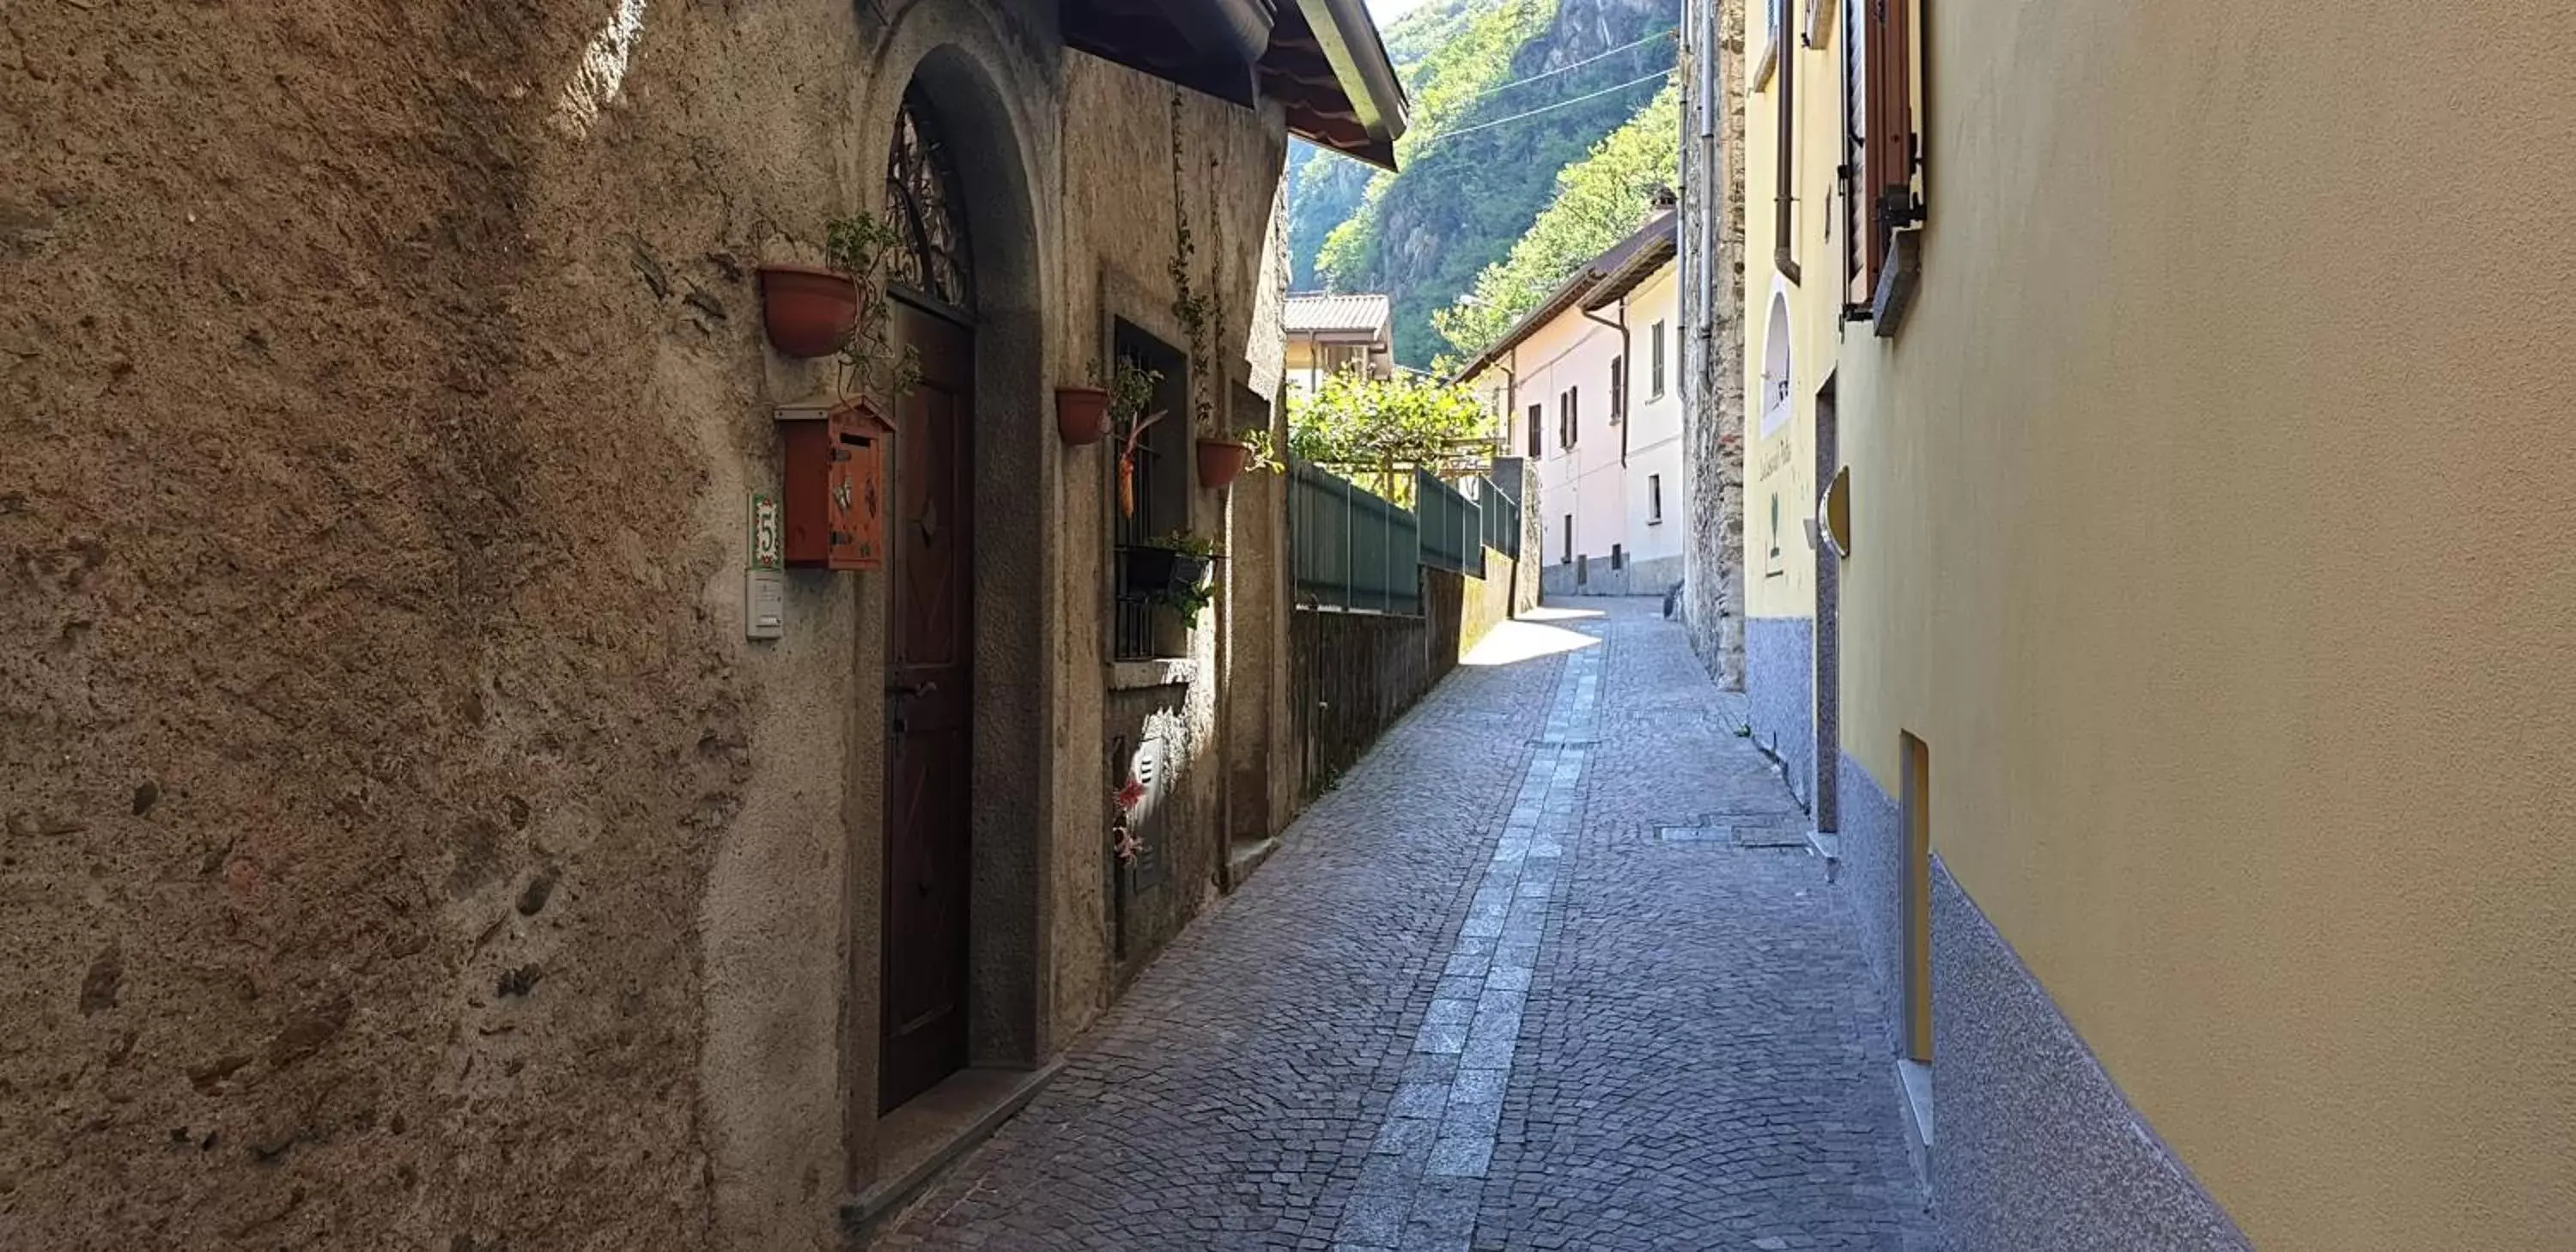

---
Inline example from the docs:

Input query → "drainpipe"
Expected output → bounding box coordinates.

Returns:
[1773,15,1801,286]
[1495,347,1518,453]
[1581,298,1631,468]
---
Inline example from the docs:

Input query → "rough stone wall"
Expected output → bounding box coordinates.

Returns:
[2,3,766,1245]
[1678,0,1748,688]
[1059,53,1289,1007]
[1485,456,1544,615]
[0,0,1291,1246]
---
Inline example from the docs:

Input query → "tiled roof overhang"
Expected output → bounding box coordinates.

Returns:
[1063,0,1408,168]
[1449,212,1677,384]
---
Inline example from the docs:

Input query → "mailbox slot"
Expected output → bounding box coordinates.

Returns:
[778,396,896,571]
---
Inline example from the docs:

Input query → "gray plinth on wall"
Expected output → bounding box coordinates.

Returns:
[1929,856,2252,1251]
[1743,616,1814,809]
[1832,754,1905,1055]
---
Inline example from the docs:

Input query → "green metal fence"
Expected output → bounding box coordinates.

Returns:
[1475,475,1521,560]
[1289,459,1422,614]
[1415,470,1484,580]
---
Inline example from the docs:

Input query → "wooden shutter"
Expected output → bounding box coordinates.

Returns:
[1859,0,1916,293]
[1843,0,1869,305]
[1772,0,1799,283]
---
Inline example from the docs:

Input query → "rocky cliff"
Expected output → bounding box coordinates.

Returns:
[1291,0,1680,368]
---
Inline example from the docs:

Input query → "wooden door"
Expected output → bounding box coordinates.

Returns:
[881,300,975,1111]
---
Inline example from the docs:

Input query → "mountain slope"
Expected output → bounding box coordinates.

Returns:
[1285,0,1492,288]
[1431,82,1680,366]
[1290,0,1678,368]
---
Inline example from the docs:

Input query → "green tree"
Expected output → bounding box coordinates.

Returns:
[1432,82,1680,368]
[1287,370,1494,498]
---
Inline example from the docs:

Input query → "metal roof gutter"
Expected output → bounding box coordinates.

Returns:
[1293,0,1410,149]
[1178,0,1280,68]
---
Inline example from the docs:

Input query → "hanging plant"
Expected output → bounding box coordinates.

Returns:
[1121,526,1218,626]
[822,210,920,413]
[1166,94,1280,492]
[1100,357,1164,508]
[1167,91,1224,454]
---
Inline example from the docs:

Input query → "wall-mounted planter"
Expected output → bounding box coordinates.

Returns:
[1121,545,1211,599]
[756,264,859,358]
[1055,386,1111,446]
[1194,439,1251,490]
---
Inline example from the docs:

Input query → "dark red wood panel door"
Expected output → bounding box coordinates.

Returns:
[881,300,975,1112]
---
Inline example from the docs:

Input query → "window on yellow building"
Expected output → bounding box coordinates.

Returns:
[1846,0,1923,323]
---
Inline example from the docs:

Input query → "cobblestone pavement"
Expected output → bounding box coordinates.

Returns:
[878,601,1932,1250]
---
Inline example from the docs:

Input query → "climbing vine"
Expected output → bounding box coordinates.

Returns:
[1168,89,1224,438]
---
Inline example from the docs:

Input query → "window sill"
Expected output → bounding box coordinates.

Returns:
[1108,658,1197,690]
[1870,228,1923,338]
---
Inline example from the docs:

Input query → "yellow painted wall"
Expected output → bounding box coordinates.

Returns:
[1785,0,2576,1245]
[1740,12,1843,623]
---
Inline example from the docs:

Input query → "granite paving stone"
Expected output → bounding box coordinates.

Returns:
[875,602,1932,1250]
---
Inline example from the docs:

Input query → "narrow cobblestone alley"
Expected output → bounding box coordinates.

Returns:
[878,601,1931,1250]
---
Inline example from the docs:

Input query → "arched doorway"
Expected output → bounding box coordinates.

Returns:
[879,85,978,1112]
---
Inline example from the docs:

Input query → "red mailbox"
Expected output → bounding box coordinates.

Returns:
[777,395,896,570]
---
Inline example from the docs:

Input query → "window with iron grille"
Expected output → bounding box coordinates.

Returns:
[1527,404,1542,457]
[1109,321,1188,661]
[1649,473,1664,524]
[1609,356,1625,424]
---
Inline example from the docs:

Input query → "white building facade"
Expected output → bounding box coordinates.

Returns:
[1459,211,1682,598]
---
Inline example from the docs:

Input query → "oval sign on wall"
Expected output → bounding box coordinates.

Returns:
[1817,465,1852,558]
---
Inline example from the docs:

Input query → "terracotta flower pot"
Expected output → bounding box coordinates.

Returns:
[756,264,860,359]
[1055,386,1111,446]
[1195,438,1252,489]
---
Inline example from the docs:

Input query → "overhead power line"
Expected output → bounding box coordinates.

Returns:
[1454,28,1678,103]
[1427,67,1675,143]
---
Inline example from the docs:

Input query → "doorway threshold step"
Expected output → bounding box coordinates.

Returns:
[842,1061,1065,1236]
[1224,835,1282,893]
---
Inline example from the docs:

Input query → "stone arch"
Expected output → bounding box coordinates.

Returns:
[844,15,1060,1188]
[1760,284,1793,437]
